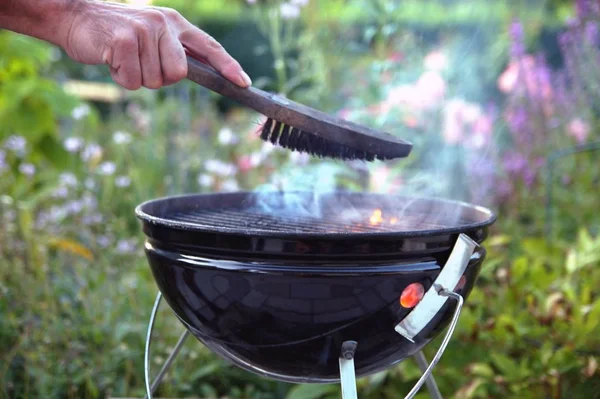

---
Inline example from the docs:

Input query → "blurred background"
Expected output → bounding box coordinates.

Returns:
[1,0,599,398]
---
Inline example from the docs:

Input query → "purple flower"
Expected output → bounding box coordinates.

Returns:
[116,239,137,254]
[503,152,528,174]
[19,163,35,176]
[97,161,116,176]
[509,20,525,59]
[115,176,131,187]
[0,150,6,172]
[64,137,84,153]
[4,135,26,157]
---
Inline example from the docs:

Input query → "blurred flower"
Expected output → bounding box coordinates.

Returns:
[237,155,253,173]
[291,0,309,5]
[82,213,104,225]
[97,161,116,176]
[52,186,69,198]
[509,20,525,59]
[115,176,131,187]
[116,239,137,254]
[81,143,102,162]
[424,50,447,71]
[567,118,590,144]
[0,150,6,172]
[415,71,446,108]
[218,127,238,145]
[19,163,35,176]
[503,152,528,174]
[442,99,482,145]
[221,179,240,192]
[246,0,256,4]
[280,2,301,19]
[64,137,84,153]
[4,135,26,156]
[113,131,132,145]
[205,159,237,177]
[198,174,214,187]
[59,172,78,187]
[97,235,111,248]
[71,104,90,120]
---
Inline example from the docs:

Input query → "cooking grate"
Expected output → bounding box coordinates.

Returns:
[168,207,462,234]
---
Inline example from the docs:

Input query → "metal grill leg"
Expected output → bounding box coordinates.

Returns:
[339,341,358,399]
[412,351,443,399]
[144,292,191,399]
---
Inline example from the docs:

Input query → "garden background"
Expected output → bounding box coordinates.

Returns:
[1,0,600,398]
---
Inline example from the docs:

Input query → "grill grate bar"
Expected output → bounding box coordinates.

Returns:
[168,207,455,234]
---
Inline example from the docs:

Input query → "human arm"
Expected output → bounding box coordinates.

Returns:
[0,0,252,90]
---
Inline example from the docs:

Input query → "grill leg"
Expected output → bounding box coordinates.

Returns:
[339,341,358,399]
[412,351,443,399]
[144,292,191,399]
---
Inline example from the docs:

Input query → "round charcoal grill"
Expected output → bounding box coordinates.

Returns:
[136,191,496,399]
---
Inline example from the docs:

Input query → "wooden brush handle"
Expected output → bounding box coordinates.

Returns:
[186,57,289,120]
[185,56,412,157]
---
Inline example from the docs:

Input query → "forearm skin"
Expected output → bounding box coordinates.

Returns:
[0,0,84,48]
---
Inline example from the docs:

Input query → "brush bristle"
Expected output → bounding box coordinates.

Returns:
[258,118,384,161]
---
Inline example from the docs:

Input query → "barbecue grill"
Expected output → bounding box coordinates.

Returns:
[136,191,496,398]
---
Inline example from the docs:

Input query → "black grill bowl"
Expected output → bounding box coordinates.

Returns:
[136,191,496,383]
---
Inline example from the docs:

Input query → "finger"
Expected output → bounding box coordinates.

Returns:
[159,31,187,86]
[135,20,164,89]
[180,28,251,88]
[108,30,142,90]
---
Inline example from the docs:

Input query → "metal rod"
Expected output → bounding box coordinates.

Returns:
[412,351,443,399]
[144,330,191,399]
[339,341,358,399]
[145,292,163,399]
[404,290,464,399]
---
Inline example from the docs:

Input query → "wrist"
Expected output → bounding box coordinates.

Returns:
[0,0,92,48]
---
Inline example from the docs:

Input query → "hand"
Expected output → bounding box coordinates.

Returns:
[61,1,252,90]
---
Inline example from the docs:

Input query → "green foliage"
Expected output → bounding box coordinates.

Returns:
[1,0,599,398]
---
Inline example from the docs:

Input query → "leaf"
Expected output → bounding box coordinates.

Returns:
[490,352,518,379]
[286,383,338,399]
[47,237,94,261]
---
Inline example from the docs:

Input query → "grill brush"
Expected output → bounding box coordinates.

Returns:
[185,57,413,162]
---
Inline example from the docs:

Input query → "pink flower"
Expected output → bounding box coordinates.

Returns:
[498,61,519,93]
[567,118,590,144]
[237,155,253,173]
[424,51,447,71]
[415,71,446,108]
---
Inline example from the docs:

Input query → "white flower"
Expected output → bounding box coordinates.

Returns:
[291,0,309,6]
[198,174,214,187]
[81,143,102,161]
[59,172,78,187]
[204,159,237,177]
[98,161,116,175]
[250,152,263,167]
[115,175,131,187]
[217,127,238,145]
[113,131,132,145]
[280,3,301,19]
[221,179,240,192]
[19,163,35,176]
[116,239,137,254]
[0,150,6,171]
[64,137,84,153]
[71,104,90,120]
[4,135,26,156]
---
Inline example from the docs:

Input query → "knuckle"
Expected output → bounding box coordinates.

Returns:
[112,31,137,49]
[132,19,149,35]
[160,7,181,21]
[145,9,168,25]
[166,62,188,82]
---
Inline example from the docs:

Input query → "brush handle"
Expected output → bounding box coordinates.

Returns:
[185,57,412,158]
[186,57,292,121]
